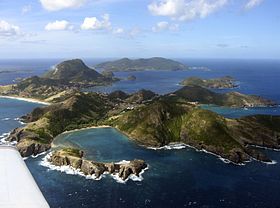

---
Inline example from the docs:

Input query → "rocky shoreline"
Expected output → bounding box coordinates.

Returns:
[6,127,52,157]
[45,148,148,182]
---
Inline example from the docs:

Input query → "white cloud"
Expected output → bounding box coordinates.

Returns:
[40,0,87,11]
[45,20,73,31]
[128,27,141,38]
[244,0,263,10]
[152,21,179,32]
[148,0,228,21]
[0,20,21,37]
[22,5,32,14]
[113,27,125,35]
[111,27,142,39]
[81,14,111,30]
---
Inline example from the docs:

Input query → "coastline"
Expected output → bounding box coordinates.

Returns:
[60,126,278,166]
[0,95,50,105]
[60,125,111,135]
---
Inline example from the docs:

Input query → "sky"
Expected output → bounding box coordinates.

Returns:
[0,0,279,59]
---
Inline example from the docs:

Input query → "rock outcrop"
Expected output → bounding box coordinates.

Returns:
[49,148,147,181]
[7,127,52,157]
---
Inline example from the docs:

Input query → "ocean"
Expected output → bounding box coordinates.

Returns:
[1,58,280,207]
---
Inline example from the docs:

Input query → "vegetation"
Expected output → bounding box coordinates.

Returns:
[180,76,238,89]
[173,85,275,107]
[59,148,82,158]
[3,63,279,163]
[0,59,117,101]
[96,57,188,71]
[43,59,104,82]
[181,109,241,152]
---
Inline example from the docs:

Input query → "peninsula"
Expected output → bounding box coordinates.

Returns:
[4,85,279,165]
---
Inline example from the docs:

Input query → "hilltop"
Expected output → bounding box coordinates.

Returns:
[43,59,103,82]
[96,57,188,71]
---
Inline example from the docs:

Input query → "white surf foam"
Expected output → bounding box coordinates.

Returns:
[184,145,246,166]
[247,144,280,152]
[249,156,278,165]
[14,118,26,125]
[147,143,243,165]
[147,143,187,150]
[31,151,48,158]
[110,166,149,184]
[263,160,277,165]
[1,118,11,121]
[0,132,11,144]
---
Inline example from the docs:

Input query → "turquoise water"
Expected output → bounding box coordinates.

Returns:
[28,127,280,208]
[53,128,150,162]
[1,59,280,207]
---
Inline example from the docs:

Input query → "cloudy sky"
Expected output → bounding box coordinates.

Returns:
[0,0,279,59]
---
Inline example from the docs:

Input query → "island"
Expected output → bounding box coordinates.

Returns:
[180,76,239,89]
[96,57,188,71]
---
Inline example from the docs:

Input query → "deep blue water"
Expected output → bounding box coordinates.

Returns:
[200,105,280,118]
[0,59,280,208]
[0,98,44,137]
[90,59,280,103]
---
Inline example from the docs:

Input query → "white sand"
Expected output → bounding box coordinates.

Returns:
[0,95,50,105]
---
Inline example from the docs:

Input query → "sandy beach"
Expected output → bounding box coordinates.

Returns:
[0,95,50,105]
[60,125,111,135]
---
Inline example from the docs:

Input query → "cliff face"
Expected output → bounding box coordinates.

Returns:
[7,126,52,157]
[49,148,147,181]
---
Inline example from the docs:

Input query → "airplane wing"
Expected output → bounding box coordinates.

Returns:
[0,145,50,208]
